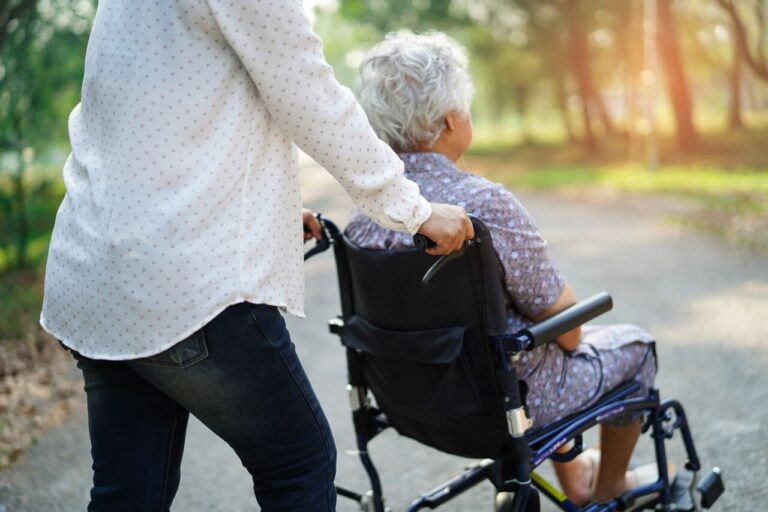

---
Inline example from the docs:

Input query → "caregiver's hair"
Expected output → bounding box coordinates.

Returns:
[357,31,475,152]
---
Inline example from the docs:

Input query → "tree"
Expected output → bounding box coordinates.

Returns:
[0,0,36,49]
[0,0,92,268]
[564,0,599,151]
[516,1,578,143]
[716,0,768,82]
[656,0,698,150]
[728,17,745,129]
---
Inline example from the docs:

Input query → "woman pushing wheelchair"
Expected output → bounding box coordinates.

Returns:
[345,31,669,506]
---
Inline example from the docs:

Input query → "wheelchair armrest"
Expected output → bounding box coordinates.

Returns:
[504,292,613,351]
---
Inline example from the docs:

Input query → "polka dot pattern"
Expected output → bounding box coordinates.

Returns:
[40,0,431,360]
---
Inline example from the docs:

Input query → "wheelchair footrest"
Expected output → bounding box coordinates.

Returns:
[697,467,724,509]
[669,469,695,511]
[668,467,724,511]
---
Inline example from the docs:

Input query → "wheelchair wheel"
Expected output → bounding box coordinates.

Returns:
[494,489,540,512]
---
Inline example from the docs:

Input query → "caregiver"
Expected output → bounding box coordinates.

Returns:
[40,2,473,511]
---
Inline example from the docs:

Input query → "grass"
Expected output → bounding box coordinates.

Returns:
[466,129,768,253]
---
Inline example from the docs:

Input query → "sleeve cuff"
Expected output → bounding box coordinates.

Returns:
[405,196,432,235]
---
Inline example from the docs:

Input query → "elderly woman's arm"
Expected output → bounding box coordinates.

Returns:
[530,283,582,351]
[480,186,581,351]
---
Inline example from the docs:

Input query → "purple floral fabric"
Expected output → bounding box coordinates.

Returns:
[345,152,656,428]
[346,152,566,332]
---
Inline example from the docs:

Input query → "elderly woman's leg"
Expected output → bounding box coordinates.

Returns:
[523,331,657,504]
[591,340,659,502]
[553,421,642,505]
[593,421,643,502]
[553,445,600,505]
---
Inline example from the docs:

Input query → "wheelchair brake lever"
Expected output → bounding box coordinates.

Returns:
[419,239,477,285]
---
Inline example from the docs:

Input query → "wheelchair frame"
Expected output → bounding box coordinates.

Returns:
[305,216,722,512]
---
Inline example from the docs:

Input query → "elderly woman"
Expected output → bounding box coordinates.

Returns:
[345,32,662,505]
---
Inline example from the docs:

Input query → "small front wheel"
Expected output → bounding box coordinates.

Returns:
[494,489,540,512]
[494,492,513,512]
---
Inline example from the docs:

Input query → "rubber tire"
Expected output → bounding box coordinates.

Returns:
[494,489,540,512]
[494,492,513,512]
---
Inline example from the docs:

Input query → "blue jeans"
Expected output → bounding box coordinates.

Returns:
[69,303,337,512]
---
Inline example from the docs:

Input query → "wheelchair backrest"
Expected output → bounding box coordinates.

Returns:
[334,218,508,334]
[332,218,516,458]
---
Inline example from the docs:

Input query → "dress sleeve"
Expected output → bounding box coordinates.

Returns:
[205,0,431,234]
[478,186,565,318]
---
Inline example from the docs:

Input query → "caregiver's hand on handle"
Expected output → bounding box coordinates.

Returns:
[417,203,474,256]
[302,209,323,243]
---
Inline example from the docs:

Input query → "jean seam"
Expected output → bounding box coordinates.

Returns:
[157,406,180,511]
[247,307,336,511]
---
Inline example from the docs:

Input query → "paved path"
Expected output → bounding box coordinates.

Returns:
[1,161,765,511]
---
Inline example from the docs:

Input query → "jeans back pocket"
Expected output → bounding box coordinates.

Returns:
[134,330,209,368]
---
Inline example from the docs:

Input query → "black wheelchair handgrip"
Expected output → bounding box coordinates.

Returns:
[413,234,437,251]
[521,292,613,349]
[303,214,338,261]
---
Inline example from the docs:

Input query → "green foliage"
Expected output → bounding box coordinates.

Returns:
[337,0,457,32]
[0,168,64,271]
[0,266,45,341]
[0,0,93,270]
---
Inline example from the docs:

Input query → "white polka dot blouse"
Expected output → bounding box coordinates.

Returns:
[40,0,431,360]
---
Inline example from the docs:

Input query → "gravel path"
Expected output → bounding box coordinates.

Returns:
[1,161,765,511]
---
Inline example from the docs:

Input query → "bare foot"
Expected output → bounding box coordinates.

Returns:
[593,462,676,503]
[553,448,600,505]
[624,462,677,490]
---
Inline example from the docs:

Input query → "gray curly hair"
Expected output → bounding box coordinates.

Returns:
[357,31,475,152]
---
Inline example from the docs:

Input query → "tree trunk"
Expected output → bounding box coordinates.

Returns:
[657,0,698,150]
[728,20,744,129]
[553,73,577,143]
[12,155,29,268]
[565,0,598,152]
[716,0,768,83]
[514,83,531,143]
[593,88,616,135]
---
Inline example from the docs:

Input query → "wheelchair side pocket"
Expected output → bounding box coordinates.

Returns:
[341,316,485,423]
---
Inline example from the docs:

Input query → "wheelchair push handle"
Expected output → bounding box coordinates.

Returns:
[413,233,437,251]
[303,214,340,261]
[521,292,613,349]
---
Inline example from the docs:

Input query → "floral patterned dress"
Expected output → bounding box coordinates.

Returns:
[344,152,656,428]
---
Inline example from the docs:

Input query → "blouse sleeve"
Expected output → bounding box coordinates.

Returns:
[205,0,431,234]
[478,186,565,318]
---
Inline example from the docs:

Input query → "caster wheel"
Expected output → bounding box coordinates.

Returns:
[494,489,540,512]
[494,492,513,512]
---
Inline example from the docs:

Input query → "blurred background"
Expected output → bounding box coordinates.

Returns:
[0,0,767,485]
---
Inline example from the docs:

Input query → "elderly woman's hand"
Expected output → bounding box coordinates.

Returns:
[417,203,475,256]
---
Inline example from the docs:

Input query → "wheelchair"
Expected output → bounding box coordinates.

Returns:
[304,215,723,512]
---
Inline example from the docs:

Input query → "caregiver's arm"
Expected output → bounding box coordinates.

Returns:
[206,0,472,252]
